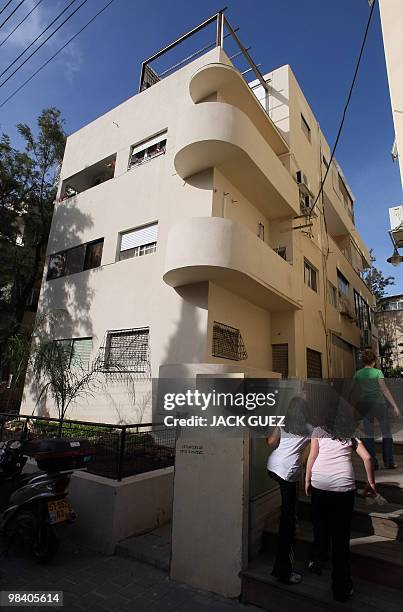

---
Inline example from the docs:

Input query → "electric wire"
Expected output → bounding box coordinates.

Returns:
[0,1,14,18]
[0,0,90,89]
[0,0,78,82]
[0,0,43,49]
[0,0,26,32]
[0,0,117,108]
[308,0,376,216]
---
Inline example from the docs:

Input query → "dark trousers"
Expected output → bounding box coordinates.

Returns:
[311,486,355,598]
[268,471,297,581]
[362,401,394,468]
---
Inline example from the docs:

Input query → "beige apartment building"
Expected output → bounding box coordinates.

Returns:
[376,293,403,372]
[22,35,377,422]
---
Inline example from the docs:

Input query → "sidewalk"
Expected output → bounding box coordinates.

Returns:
[0,540,263,612]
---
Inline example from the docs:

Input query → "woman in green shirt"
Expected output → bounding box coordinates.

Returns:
[354,349,400,469]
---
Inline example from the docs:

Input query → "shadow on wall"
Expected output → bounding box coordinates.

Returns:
[25,201,96,417]
[162,282,208,367]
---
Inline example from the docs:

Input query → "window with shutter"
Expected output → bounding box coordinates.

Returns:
[71,338,93,368]
[53,338,92,369]
[306,348,322,378]
[119,223,158,261]
[129,132,167,168]
[272,344,288,378]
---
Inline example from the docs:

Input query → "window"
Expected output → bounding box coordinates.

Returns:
[304,259,318,292]
[274,246,287,261]
[258,222,265,241]
[84,240,103,270]
[301,114,311,142]
[328,282,338,309]
[104,328,149,373]
[129,132,167,168]
[337,269,349,297]
[52,338,92,369]
[272,344,288,379]
[306,348,322,378]
[382,299,403,311]
[47,239,104,280]
[119,223,158,261]
[60,154,116,200]
[354,290,370,331]
[212,321,248,361]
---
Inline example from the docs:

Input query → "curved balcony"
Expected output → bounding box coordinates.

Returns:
[174,102,299,219]
[189,62,289,156]
[163,217,301,311]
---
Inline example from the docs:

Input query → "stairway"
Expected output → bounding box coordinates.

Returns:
[242,447,403,612]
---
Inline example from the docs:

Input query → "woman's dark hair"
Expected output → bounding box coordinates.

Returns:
[284,396,309,435]
[361,349,377,367]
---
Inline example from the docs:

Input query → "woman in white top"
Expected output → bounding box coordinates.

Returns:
[305,429,376,603]
[266,396,312,585]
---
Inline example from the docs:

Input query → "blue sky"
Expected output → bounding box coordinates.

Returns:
[0,0,402,292]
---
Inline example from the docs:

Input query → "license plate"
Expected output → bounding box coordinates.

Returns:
[48,500,72,524]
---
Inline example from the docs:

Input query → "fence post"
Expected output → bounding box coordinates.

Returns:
[117,426,127,481]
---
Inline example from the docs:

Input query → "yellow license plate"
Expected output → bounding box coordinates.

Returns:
[48,500,72,524]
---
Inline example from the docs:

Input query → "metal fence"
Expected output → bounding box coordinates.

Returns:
[0,413,176,481]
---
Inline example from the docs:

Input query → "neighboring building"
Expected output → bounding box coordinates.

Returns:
[378,0,403,260]
[21,26,377,422]
[379,0,403,189]
[376,293,403,372]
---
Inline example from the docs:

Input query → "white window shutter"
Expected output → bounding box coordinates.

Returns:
[71,338,92,368]
[120,223,158,252]
[131,132,167,155]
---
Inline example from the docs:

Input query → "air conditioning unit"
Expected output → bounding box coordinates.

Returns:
[296,170,310,194]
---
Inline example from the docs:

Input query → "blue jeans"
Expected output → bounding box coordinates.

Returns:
[362,400,394,468]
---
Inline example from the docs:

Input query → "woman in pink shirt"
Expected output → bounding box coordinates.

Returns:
[305,430,376,603]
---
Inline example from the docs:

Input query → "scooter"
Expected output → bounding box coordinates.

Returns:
[0,436,94,563]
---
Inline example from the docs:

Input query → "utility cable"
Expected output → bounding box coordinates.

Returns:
[0,0,43,49]
[0,0,26,32]
[308,0,376,216]
[0,0,90,89]
[0,1,14,18]
[0,0,78,81]
[0,0,117,108]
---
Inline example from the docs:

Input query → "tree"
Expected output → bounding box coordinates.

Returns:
[0,109,66,355]
[362,250,395,302]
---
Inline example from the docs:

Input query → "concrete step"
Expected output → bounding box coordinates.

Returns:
[375,440,403,456]
[298,495,403,540]
[353,454,403,505]
[115,522,171,571]
[242,553,403,612]
[262,519,403,590]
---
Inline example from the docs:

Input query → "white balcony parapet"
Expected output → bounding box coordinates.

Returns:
[163,216,302,311]
[174,102,299,219]
[189,62,289,156]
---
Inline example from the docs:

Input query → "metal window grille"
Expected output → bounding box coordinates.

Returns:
[212,321,247,361]
[102,328,150,373]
